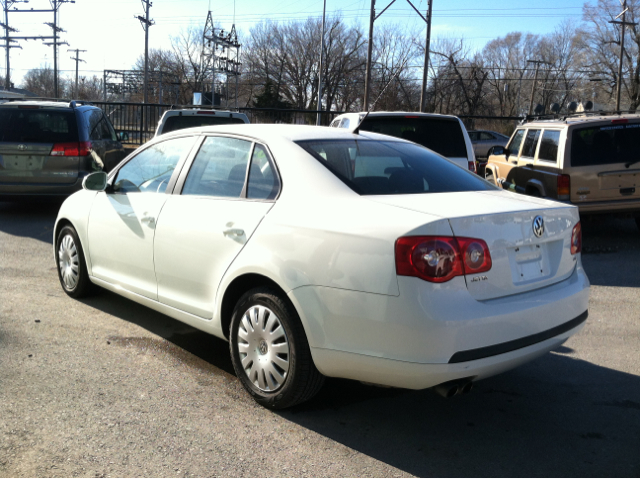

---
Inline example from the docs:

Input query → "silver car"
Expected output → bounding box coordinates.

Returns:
[468,130,509,158]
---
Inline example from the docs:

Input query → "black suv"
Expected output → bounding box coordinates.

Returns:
[0,100,127,197]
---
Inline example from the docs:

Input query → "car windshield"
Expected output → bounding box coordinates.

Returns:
[0,108,78,143]
[571,123,640,167]
[359,116,468,158]
[161,115,246,134]
[296,139,495,195]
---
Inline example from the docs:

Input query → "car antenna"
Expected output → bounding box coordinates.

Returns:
[352,57,410,135]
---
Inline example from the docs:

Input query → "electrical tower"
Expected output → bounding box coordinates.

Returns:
[136,0,154,105]
[202,11,241,108]
[68,48,86,98]
[103,69,180,104]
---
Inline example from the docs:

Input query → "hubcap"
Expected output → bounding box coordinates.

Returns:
[236,305,290,392]
[58,234,79,290]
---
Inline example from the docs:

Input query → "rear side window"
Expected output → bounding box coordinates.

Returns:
[571,123,640,167]
[538,130,561,162]
[360,117,467,158]
[182,136,253,198]
[296,139,495,196]
[0,108,78,143]
[521,129,541,158]
[247,144,280,200]
[161,115,246,134]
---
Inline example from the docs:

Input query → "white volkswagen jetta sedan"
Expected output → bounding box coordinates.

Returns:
[54,124,590,409]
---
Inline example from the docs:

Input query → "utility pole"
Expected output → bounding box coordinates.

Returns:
[68,48,86,98]
[316,0,327,125]
[136,0,154,105]
[609,0,637,111]
[45,0,74,98]
[1,0,28,91]
[363,0,432,111]
[527,59,552,115]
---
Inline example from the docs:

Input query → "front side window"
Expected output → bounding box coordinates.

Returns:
[296,139,495,196]
[113,136,194,193]
[521,129,541,158]
[507,129,525,155]
[538,130,561,162]
[182,136,253,198]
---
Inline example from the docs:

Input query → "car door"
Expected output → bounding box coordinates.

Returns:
[87,135,196,299]
[488,128,525,183]
[507,128,540,187]
[153,136,280,319]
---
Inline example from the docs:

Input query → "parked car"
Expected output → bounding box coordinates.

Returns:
[54,124,589,409]
[330,111,477,173]
[0,100,127,198]
[468,130,510,158]
[155,108,249,136]
[485,114,640,231]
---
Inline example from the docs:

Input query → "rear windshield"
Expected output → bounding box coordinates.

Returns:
[571,123,640,167]
[359,116,468,158]
[296,140,494,196]
[161,115,246,134]
[0,108,78,143]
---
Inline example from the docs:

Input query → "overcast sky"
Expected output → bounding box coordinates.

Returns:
[3,0,588,87]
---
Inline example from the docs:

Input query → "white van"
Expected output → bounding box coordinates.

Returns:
[155,109,249,136]
[330,111,477,173]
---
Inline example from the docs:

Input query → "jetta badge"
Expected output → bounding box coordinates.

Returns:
[532,216,544,238]
[17,144,28,151]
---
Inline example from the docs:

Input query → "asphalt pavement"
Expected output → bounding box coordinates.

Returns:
[0,200,639,477]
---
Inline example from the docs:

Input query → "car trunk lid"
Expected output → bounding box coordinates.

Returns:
[370,190,579,300]
[0,142,79,184]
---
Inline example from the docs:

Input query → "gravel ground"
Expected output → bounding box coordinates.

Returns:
[0,200,639,477]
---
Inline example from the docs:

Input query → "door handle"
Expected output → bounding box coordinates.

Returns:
[223,228,245,237]
[141,216,155,225]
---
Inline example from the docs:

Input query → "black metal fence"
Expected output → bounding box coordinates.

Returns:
[92,101,344,147]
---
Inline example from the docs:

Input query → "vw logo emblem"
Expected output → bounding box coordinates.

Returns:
[17,144,28,151]
[532,216,545,238]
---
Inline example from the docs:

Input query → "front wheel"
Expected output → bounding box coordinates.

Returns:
[229,287,324,409]
[56,225,94,298]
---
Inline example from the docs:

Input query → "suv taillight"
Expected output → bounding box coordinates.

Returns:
[557,174,570,200]
[395,236,492,283]
[571,222,582,255]
[468,160,477,173]
[51,141,91,157]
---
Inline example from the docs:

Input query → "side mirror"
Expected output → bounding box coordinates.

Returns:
[82,171,108,191]
[488,146,510,158]
[116,131,129,142]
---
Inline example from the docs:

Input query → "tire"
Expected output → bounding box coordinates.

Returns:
[229,287,324,409]
[55,225,94,298]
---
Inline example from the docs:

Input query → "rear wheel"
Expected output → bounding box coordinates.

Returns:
[229,287,324,409]
[56,225,94,298]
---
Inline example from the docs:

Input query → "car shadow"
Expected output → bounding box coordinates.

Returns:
[81,290,639,477]
[581,215,640,288]
[0,199,63,245]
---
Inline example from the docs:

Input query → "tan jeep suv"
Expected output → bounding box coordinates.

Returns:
[485,114,640,230]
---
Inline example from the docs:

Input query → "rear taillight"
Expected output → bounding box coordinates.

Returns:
[557,174,570,200]
[468,160,477,173]
[395,236,491,283]
[51,141,91,157]
[571,222,582,255]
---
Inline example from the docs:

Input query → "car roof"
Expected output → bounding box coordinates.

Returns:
[156,123,412,144]
[334,111,461,120]
[522,113,640,128]
[0,100,95,110]
[161,109,247,117]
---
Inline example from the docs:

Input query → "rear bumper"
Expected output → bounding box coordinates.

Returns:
[575,197,640,214]
[290,263,589,388]
[0,178,83,196]
[310,316,585,389]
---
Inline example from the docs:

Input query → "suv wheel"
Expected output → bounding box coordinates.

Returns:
[229,287,324,409]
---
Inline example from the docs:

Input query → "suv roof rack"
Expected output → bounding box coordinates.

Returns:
[523,109,640,124]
